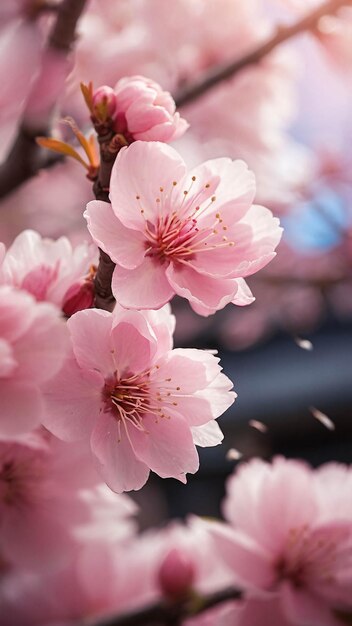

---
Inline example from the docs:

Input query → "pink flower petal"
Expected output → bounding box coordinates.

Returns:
[68,309,116,376]
[222,205,283,279]
[166,263,237,315]
[191,421,224,447]
[111,315,157,375]
[112,257,175,309]
[206,521,275,590]
[187,205,281,280]
[14,302,69,384]
[128,412,199,481]
[90,411,150,493]
[42,357,102,441]
[84,200,145,269]
[0,287,35,341]
[232,278,255,306]
[0,339,16,376]
[189,157,256,227]
[281,582,341,626]
[154,348,222,392]
[126,97,169,133]
[1,507,73,569]
[153,351,235,427]
[109,141,187,230]
[0,381,42,437]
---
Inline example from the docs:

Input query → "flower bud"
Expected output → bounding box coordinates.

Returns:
[158,548,196,599]
[92,85,117,121]
[62,280,94,317]
[112,75,189,142]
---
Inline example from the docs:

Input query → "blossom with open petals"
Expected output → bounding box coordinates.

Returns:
[85,141,282,316]
[42,305,234,493]
[0,432,136,570]
[0,230,97,316]
[206,457,352,626]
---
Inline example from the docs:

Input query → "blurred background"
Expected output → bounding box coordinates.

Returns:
[1,0,352,528]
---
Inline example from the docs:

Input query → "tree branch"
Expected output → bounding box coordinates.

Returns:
[49,0,87,51]
[83,586,242,626]
[0,0,88,199]
[92,133,123,310]
[175,0,352,107]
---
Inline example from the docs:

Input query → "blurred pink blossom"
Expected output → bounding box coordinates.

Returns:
[42,305,234,492]
[0,430,136,571]
[0,230,97,314]
[207,457,352,625]
[85,141,282,315]
[0,20,42,126]
[0,286,68,437]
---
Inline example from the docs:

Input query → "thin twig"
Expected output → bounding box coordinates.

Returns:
[82,586,242,626]
[0,0,88,199]
[175,0,352,107]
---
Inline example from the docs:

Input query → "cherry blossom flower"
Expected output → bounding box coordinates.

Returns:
[206,457,352,625]
[0,431,136,570]
[98,75,188,142]
[42,305,235,492]
[0,286,68,437]
[0,537,149,626]
[0,230,98,315]
[85,141,282,316]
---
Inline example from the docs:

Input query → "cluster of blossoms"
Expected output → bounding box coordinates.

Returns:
[1,1,352,624]
[1,456,352,625]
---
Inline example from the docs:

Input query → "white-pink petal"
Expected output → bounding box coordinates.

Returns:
[84,200,145,269]
[128,411,199,481]
[111,315,157,375]
[112,257,175,309]
[90,411,150,493]
[109,141,187,230]
[42,357,102,441]
[68,309,116,376]
[0,381,43,437]
[166,263,237,315]
[191,421,224,447]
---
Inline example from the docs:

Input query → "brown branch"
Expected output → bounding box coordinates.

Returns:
[0,0,88,199]
[175,0,352,107]
[91,133,122,310]
[49,0,87,50]
[83,586,242,626]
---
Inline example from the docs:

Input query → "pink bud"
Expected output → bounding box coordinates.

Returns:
[92,85,117,120]
[158,548,196,599]
[112,75,189,142]
[62,281,94,317]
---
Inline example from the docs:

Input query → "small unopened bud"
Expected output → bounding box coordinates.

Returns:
[62,281,94,317]
[92,86,117,121]
[158,548,196,599]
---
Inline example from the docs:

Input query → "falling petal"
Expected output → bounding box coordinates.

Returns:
[294,336,313,351]
[310,406,335,431]
[249,419,268,433]
[226,448,243,461]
